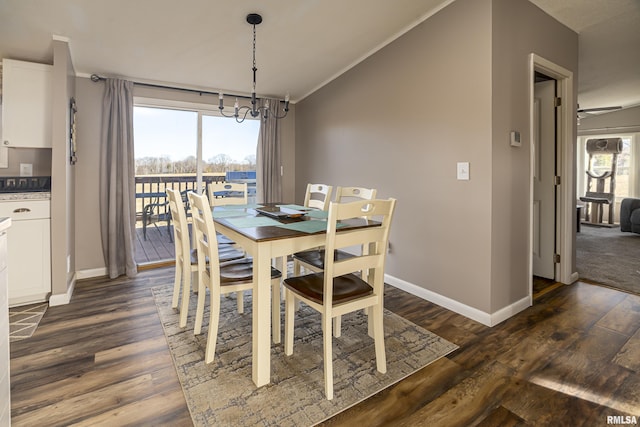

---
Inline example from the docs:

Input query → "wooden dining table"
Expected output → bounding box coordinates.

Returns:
[212,203,378,388]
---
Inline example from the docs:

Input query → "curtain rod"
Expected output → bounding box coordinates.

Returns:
[89,74,254,101]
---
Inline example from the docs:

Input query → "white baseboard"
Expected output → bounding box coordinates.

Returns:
[76,267,108,280]
[49,273,76,306]
[385,274,531,327]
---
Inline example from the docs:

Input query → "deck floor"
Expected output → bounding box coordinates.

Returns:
[135,220,175,265]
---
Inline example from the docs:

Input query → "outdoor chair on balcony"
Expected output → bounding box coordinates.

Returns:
[142,195,172,242]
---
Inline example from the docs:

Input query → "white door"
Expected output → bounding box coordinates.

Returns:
[532,79,556,279]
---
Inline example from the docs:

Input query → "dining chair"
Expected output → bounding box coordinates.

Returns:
[283,198,396,400]
[303,183,333,211]
[188,191,283,364]
[294,187,377,275]
[208,181,248,207]
[293,186,377,336]
[166,188,245,329]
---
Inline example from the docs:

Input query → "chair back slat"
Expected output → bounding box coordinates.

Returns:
[322,198,396,304]
[188,191,221,286]
[304,183,333,210]
[208,182,248,207]
[335,186,377,203]
[166,188,190,264]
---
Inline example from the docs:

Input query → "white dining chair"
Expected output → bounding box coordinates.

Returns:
[283,198,397,400]
[188,191,283,364]
[166,188,245,329]
[303,183,333,211]
[208,181,248,207]
[293,186,377,336]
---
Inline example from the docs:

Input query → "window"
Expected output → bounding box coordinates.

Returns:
[133,101,260,265]
[577,133,639,222]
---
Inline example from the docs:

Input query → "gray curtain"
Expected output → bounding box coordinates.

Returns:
[256,97,282,203]
[100,79,137,279]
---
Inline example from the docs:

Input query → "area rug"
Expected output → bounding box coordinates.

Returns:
[9,302,48,342]
[576,224,640,295]
[152,285,458,426]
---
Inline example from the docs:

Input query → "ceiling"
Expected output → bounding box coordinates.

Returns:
[0,0,639,111]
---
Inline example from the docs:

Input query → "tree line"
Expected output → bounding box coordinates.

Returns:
[135,154,256,175]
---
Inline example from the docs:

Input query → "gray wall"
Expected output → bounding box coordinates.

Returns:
[295,0,578,316]
[51,39,76,299]
[74,77,297,272]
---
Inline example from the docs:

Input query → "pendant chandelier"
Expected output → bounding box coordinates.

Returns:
[218,13,289,123]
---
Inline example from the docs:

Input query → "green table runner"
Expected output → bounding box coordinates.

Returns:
[276,220,347,234]
[225,216,282,228]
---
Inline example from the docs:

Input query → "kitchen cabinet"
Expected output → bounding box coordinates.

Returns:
[0,218,11,427]
[1,58,53,148]
[0,199,51,306]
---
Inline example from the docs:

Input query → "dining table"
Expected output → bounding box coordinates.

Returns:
[212,202,378,388]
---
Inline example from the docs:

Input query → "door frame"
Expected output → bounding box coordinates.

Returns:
[528,54,578,303]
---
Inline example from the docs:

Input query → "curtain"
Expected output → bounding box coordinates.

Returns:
[99,79,137,279]
[256,98,282,204]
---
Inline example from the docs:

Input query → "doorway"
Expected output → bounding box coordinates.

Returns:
[528,54,577,302]
[532,74,557,282]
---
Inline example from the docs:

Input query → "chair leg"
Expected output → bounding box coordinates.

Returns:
[205,287,221,364]
[333,316,341,338]
[178,264,191,328]
[284,290,295,355]
[323,312,334,400]
[272,278,281,344]
[371,303,387,374]
[171,260,181,309]
[194,277,206,335]
[237,291,244,314]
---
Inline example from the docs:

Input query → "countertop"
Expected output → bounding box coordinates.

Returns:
[0,217,10,232]
[0,192,51,201]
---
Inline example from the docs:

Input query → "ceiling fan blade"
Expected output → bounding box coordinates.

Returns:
[577,106,622,113]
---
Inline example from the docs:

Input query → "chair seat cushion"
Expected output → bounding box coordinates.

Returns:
[217,258,282,285]
[190,246,245,264]
[216,233,235,245]
[292,249,355,270]
[283,273,372,305]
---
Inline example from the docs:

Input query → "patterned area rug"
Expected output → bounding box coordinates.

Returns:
[152,285,458,426]
[9,302,48,342]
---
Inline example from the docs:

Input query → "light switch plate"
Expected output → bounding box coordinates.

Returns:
[20,163,33,177]
[457,162,470,180]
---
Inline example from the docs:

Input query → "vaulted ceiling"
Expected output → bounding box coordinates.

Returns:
[0,0,638,112]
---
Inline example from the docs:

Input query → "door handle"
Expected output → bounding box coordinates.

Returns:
[13,208,31,213]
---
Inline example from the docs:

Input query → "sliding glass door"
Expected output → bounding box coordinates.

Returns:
[133,103,259,266]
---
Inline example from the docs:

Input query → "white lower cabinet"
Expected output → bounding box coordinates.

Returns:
[0,220,11,426]
[0,200,51,306]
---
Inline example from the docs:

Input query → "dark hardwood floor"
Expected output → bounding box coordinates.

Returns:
[10,268,640,426]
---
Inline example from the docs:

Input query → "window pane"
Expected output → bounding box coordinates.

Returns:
[134,107,197,173]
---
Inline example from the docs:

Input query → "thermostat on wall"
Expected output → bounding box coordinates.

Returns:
[510,131,521,147]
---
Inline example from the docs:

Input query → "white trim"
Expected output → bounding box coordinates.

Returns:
[76,267,108,280]
[385,274,529,327]
[528,53,575,296]
[49,273,76,306]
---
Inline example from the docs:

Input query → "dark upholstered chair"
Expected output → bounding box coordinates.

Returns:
[620,198,640,234]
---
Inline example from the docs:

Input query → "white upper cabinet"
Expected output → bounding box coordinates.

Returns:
[1,59,53,148]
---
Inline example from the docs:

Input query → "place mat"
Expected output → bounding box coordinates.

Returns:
[152,285,458,426]
[9,302,48,342]
[276,219,348,234]
[225,216,282,228]
[304,209,329,219]
[216,204,264,210]
[212,209,252,219]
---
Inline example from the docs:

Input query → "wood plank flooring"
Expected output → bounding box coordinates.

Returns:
[10,268,640,426]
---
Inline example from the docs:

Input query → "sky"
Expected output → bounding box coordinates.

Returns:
[133,106,260,163]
